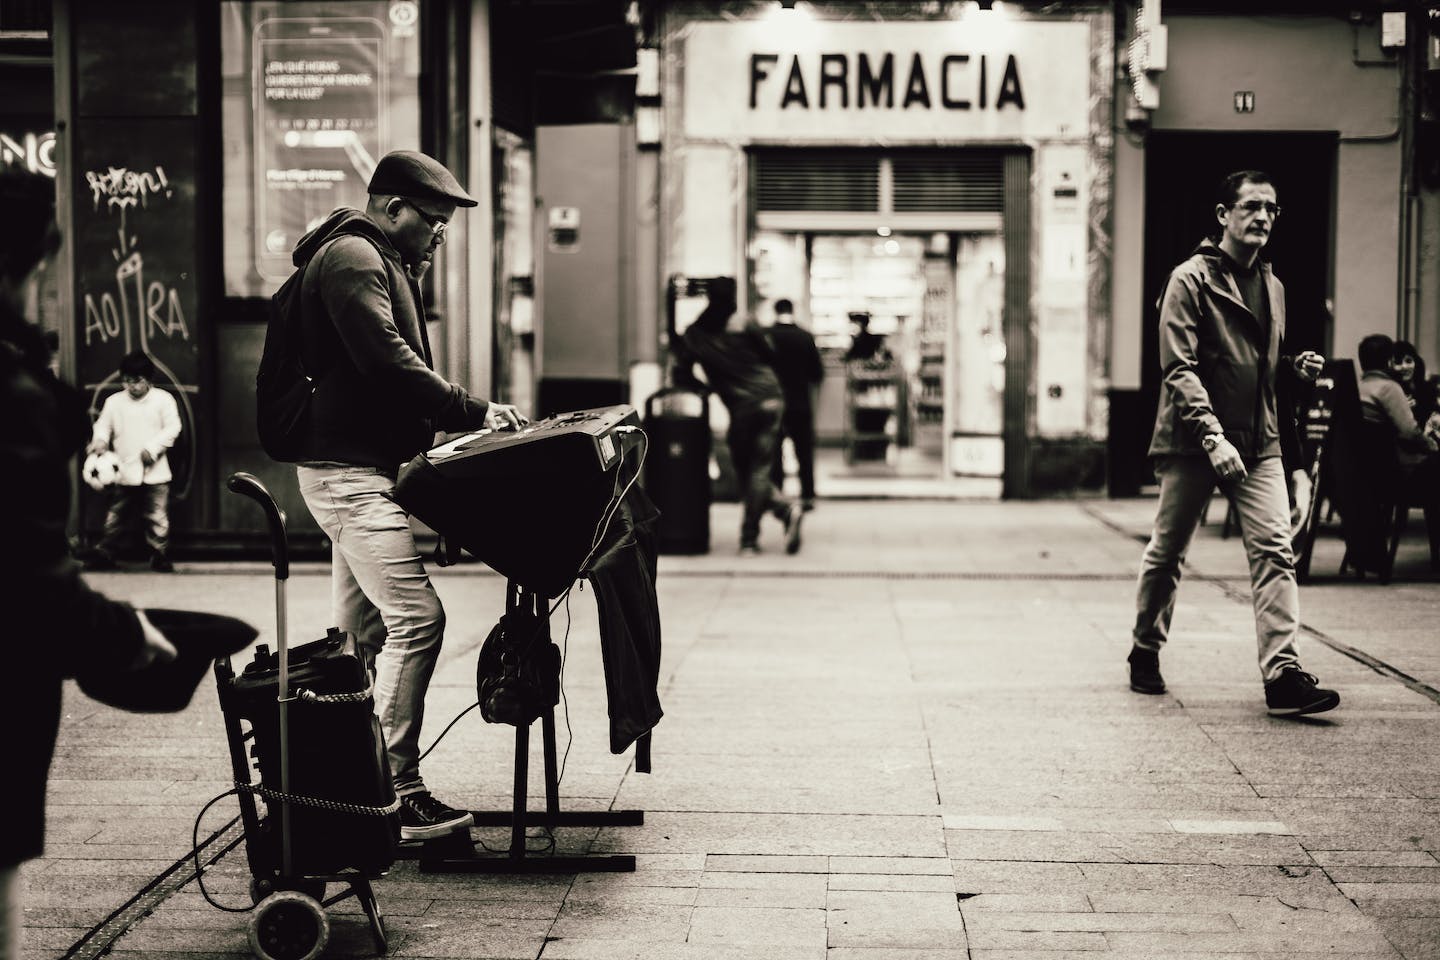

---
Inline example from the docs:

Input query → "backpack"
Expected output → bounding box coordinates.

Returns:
[254,265,317,462]
[475,609,561,727]
[255,230,374,462]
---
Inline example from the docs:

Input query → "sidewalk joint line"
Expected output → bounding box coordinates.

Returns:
[59,815,245,960]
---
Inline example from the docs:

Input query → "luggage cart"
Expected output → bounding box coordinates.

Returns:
[216,472,400,960]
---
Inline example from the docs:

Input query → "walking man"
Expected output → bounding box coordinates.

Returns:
[1129,170,1339,717]
[672,278,803,555]
[766,299,823,511]
[287,150,526,838]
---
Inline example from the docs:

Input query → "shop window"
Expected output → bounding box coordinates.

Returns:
[220,0,422,298]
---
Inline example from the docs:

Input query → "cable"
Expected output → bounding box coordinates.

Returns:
[191,791,251,913]
[403,427,649,775]
[417,701,479,763]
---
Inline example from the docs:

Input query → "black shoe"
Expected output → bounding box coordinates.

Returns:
[739,542,761,556]
[83,551,118,572]
[801,497,816,513]
[783,504,804,555]
[1265,669,1339,717]
[1127,646,1166,695]
[397,791,474,840]
[149,553,173,573]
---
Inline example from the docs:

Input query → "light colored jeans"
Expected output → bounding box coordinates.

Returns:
[297,465,444,796]
[1133,454,1302,682]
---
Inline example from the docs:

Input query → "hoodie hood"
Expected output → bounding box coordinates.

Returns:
[292,208,396,267]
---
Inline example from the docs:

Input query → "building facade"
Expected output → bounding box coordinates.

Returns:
[12,1,1439,546]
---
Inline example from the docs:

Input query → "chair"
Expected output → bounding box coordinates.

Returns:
[1327,362,1440,582]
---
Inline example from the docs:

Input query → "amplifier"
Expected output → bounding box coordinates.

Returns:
[394,404,641,598]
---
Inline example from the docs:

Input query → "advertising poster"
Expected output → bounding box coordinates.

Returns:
[252,14,388,282]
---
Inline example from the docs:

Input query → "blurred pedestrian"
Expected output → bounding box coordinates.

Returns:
[1130,169,1339,717]
[844,311,889,363]
[766,298,823,511]
[84,351,182,572]
[285,150,525,840]
[672,277,803,555]
[1,167,176,960]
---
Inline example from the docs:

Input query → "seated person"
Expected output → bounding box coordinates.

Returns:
[1391,339,1440,442]
[1357,334,1440,562]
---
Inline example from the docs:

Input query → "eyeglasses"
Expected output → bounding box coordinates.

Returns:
[1229,200,1281,219]
[404,199,449,237]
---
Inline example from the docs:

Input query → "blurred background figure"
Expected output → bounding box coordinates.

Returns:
[766,298,823,511]
[1,167,176,960]
[1390,339,1440,442]
[84,351,182,573]
[844,311,889,363]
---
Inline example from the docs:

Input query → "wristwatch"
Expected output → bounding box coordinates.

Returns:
[1201,433,1225,453]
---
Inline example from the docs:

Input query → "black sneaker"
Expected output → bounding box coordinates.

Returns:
[1127,646,1166,695]
[1265,669,1340,717]
[150,553,174,573]
[397,791,474,840]
[783,504,804,555]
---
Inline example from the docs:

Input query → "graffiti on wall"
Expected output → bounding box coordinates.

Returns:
[81,162,198,499]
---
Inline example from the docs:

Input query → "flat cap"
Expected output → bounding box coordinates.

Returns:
[368,149,477,207]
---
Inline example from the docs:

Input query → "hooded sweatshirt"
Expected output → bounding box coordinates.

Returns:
[1148,238,1300,461]
[294,208,488,469]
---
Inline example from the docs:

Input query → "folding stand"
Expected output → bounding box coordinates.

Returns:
[412,584,646,874]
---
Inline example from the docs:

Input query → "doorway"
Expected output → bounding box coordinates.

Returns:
[750,229,1006,493]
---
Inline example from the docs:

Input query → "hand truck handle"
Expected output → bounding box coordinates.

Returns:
[227,472,289,581]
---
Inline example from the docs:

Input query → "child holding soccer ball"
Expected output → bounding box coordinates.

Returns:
[84,351,181,572]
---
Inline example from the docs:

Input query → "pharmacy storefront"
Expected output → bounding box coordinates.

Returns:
[660,3,1113,497]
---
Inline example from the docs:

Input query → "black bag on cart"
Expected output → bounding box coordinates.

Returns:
[216,627,399,877]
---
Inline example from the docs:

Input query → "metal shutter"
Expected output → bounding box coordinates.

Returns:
[752,149,881,212]
[892,150,1005,212]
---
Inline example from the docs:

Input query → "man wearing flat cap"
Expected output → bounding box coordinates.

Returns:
[287,149,526,840]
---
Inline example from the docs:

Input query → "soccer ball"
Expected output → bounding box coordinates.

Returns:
[82,452,120,491]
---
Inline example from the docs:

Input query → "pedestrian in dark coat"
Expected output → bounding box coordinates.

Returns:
[1,168,175,953]
[766,299,824,509]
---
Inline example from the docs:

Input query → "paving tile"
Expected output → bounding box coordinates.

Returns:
[827,873,954,892]
[695,886,825,909]
[687,905,827,945]
[962,910,1236,932]
[828,856,951,876]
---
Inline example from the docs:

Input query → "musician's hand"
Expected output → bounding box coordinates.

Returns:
[484,402,527,431]
[1292,350,1324,382]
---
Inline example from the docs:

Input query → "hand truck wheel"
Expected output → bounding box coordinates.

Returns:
[247,890,330,960]
[249,876,326,906]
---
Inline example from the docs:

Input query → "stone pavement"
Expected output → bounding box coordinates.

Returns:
[23,496,1440,959]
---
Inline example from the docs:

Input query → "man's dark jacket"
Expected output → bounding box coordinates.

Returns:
[1149,238,1302,461]
[294,208,489,468]
[769,322,823,415]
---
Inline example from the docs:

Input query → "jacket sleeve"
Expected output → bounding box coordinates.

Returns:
[318,238,489,430]
[1157,268,1224,442]
[669,333,706,391]
[145,389,182,460]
